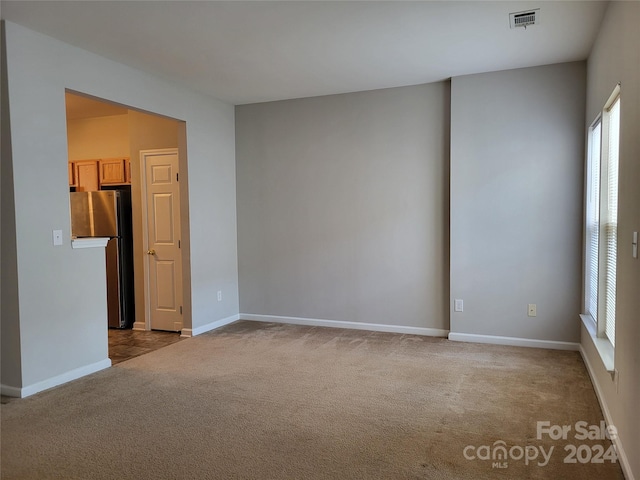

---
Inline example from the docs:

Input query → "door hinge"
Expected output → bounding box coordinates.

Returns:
[178,240,181,248]
[176,172,179,182]
[180,306,183,314]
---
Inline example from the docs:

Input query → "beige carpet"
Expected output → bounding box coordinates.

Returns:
[1,321,624,479]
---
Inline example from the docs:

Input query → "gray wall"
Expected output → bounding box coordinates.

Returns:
[582,2,640,478]
[450,62,586,342]
[1,23,22,389]
[2,21,238,391]
[236,83,450,329]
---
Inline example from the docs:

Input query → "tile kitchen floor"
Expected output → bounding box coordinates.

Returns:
[108,328,183,365]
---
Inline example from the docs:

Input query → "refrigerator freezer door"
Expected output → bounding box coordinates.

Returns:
[89,191,118,237]
[70,191,118,238]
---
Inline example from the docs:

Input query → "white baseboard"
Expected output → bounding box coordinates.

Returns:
[239,313,449,337]
[132,321,146,331]
[580,345,635,480]
[1,358,112,398]
[448,332,580,351]
[181,314,240,338]
[0,384,22,397]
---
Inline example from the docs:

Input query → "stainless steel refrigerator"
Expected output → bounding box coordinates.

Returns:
[70,190,135,328]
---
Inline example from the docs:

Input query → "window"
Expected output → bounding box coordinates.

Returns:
[584,86,620,353]
[585,120,600,323]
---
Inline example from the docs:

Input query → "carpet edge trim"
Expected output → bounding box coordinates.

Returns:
[239,314,449,337]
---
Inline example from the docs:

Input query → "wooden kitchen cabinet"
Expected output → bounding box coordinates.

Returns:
[74,160,100,192]
[68,161,76,187]
[69,157,131,190]
[125,158,132,184]
[99,157,127,185]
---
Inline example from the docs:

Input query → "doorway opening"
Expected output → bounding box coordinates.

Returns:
[108,329,183,364]
[64,91,192,361]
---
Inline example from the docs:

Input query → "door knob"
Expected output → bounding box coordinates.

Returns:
[147,249,156,255]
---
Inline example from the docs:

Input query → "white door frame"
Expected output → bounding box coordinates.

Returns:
[139,148,181,331]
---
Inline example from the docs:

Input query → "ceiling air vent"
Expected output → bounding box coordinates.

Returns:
[509,9,539,29]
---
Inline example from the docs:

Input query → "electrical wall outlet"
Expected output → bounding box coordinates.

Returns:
[217,290,222,302]
[528,304,537,317]
[454,299,463,312]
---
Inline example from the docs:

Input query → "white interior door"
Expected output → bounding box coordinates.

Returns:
[142,149,183,332]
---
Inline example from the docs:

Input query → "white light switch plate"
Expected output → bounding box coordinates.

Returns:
[454,299,463,312]
[52,230,63,246]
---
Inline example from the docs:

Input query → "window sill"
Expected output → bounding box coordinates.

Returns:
[580,314,615,373]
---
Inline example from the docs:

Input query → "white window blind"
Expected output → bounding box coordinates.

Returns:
[603,97,620,346]
[585,120,601,323]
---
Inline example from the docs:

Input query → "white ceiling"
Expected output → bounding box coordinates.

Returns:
[2,1,608,105]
